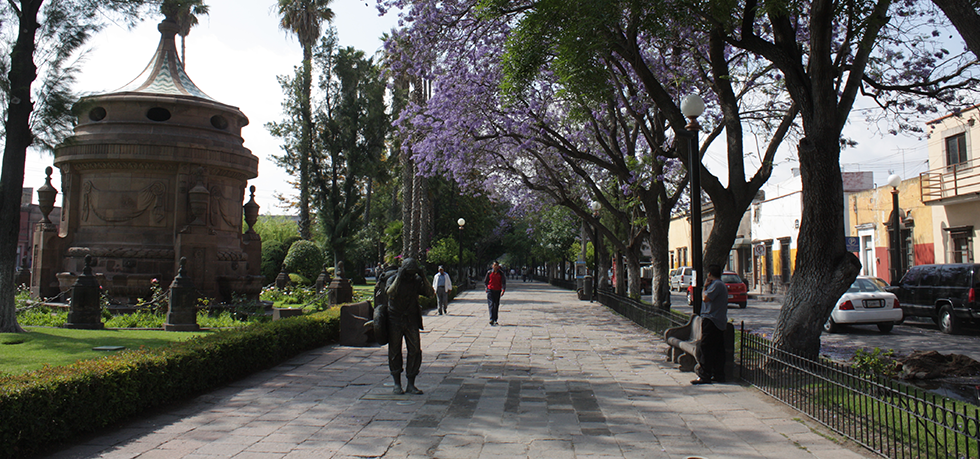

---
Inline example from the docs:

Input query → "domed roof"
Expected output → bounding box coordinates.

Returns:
[114,19,213,101]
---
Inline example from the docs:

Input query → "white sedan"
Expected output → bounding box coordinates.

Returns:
[824,277,904,334]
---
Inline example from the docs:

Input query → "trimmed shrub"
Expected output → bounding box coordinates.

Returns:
[0,309,340,459]
[282,240,325,280]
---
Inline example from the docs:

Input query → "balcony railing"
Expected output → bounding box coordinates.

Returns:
[920,159,980,203]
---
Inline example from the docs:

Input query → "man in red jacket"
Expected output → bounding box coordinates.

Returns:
[484,261,506,325]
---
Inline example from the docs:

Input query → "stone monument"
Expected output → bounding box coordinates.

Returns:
[31,18,263,306]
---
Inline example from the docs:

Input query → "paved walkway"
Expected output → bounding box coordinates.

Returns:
[47,280,876,459]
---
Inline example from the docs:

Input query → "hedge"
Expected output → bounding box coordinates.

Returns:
[0,308,341,459]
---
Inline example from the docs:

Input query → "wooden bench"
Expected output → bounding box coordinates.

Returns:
[664,316,735,379]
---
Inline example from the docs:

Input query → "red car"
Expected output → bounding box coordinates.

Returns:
[687,271,748,308]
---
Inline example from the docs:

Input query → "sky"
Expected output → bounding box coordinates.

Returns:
[22,0,399,214]
[19,0,938,214]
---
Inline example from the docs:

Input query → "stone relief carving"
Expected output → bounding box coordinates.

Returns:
[73,160,179,172]
[66,247,175,260]
[209,185,241,230]
[82,180,167,223]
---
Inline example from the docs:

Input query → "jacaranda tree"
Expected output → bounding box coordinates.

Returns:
[380,0,798,303]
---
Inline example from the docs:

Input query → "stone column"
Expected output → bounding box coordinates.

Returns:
[31,167,64,299]
[241,185,262,277]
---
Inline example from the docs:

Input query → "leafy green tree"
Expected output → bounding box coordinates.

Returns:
[314,43,388,274]
[0,0,150,333]
[253,215,300,282]
[276,0,334,240]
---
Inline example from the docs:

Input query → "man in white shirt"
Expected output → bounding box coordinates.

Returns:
[432,266,453,315]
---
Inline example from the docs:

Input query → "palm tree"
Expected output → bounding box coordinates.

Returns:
[276,0,334,240]
[160,0,210,68]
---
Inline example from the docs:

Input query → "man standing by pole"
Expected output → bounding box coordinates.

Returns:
[384,258,434,394]
[691,264,728,385]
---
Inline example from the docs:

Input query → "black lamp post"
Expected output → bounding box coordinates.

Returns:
[590,201,601,302]
[681,94,705,315]
[458,217,466,287]
[887,174,902,284]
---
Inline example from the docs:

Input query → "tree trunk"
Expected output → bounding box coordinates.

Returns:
[933,0,980,61]
[299,45,313,240]
[623,249,642,299]
[770,138,862,358]
[401,155,416,258]
[647,221,672,310]
[0,0,42,333]
[418,175,431,258]
[701,196,746,269]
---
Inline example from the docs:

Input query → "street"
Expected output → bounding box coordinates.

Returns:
[663,291,980,363]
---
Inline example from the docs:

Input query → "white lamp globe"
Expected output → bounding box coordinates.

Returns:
[887,174,901,188]
[680,94,705,118]
[457,218,466,227]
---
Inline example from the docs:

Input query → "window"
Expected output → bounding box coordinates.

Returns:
[951,232,973,263]
[861,235,874,276]
[946,133,967,167]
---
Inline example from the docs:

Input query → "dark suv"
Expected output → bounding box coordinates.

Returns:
[891,263,980,334]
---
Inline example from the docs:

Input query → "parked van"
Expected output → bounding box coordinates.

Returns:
[670,267,693,292]
[891,263,980,334]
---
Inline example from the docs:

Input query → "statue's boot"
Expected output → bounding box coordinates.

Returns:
[391,373,404,395]
[405,375,423,395]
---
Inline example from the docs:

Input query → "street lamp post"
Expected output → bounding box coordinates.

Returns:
[590,202,601,302]
[887,174,902,284]
[681,94,705,315]
[458,218,466,288]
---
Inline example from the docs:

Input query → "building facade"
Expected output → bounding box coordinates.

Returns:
[922,105,980,264]
[847,177,934,284]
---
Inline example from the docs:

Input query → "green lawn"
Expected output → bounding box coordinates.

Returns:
[0,327,208,377]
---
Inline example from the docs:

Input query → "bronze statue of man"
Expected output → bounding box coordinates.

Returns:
[383,257,434,394]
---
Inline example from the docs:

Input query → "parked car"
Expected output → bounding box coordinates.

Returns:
[670,267,692,292]
[825,276,903,334]
[687,271,748,308]
[867,276,890,290]
[890,263,980,334]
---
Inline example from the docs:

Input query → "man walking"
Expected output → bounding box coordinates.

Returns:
[484,261,506,325]
[432,266,453,315]
[691,264,728,385]
[384,258,435,394]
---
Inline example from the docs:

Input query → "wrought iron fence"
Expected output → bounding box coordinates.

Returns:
[740,328,980,459]
[578,284,980,458]
[595,288,689,333]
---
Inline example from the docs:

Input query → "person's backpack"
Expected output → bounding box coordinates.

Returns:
[372,268,397,345]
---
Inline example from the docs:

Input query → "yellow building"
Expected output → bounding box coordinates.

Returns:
[847,177,934,284]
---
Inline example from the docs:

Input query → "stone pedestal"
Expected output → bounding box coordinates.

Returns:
[327,277,353,305]
[315,269,329,293]
[65,255,104,329]
[164,257,200,331]
[275,266,289,289]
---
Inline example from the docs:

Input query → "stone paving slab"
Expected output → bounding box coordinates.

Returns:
[44,280,876,459]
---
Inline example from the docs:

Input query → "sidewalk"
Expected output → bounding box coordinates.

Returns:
[46,281,875,459]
